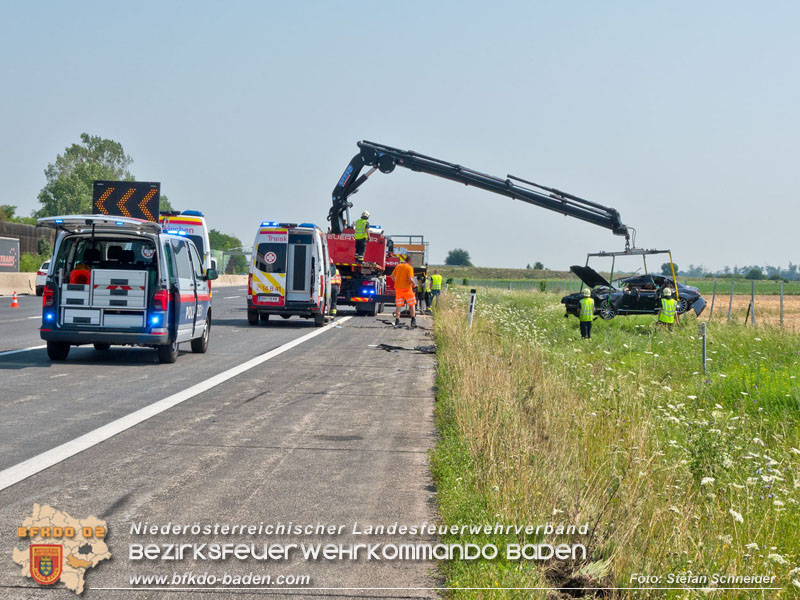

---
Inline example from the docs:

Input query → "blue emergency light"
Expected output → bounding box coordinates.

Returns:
[44,312,55,321]
[150,314,162,326]
[55,219,63,224]
[182,210,204,217]
[115,221,124,225]
[298,222,316,228]
[261,221,278,227]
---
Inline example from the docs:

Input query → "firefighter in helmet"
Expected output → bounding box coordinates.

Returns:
[354,211,370,262]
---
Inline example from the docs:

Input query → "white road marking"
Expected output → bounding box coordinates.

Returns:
[224,295,241,299]
[27,316,41,320]
[0,317,351,492]
[0,344,46,357]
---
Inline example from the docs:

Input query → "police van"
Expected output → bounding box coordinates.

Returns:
[37,215,218,363]
[247,221,330,327]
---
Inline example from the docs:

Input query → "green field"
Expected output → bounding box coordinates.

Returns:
[431,288,800,597]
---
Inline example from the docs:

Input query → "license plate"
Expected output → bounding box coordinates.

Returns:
[259,294,281,304]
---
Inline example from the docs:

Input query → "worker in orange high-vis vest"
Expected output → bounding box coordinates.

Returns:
[391,254,417,328]
[329,266,342,316]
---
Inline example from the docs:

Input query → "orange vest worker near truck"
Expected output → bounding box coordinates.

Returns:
[391,255,417,329]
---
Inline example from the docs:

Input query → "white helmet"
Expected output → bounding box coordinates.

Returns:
[582,288,591,297]
[361,211,370,219]
[663,287,673,297]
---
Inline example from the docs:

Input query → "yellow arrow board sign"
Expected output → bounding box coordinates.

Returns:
[92,181,160,222]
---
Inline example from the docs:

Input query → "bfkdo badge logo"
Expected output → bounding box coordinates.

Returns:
[13,504,111,595]
[30,544,63,585]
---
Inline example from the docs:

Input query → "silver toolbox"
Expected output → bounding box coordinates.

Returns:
[60,283,91,307]
[92,269,147,288]
[62,308,101,325]
[102,312,145,328]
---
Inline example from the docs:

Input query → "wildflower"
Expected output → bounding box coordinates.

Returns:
[767,554,787,565]
[719,373,727,378]
[729,509,744,523]
[715,403,723,409]
[740,391,749,396]
[688,395,697,400]
[669,506,681,515]
[700,477,715,486]
[774,499,785,507]
[745,543,759,550]
[753,438,765,446]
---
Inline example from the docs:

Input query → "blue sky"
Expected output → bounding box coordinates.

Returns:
[1,1,798,270]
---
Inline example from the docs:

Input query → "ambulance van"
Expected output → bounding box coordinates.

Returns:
[37,215,218,363]
[159,210,213,271]
[247,221,330,327]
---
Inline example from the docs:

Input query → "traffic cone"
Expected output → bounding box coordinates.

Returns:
[10,291,19,308]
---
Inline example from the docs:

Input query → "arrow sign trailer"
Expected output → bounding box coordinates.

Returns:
[92,181,160,222]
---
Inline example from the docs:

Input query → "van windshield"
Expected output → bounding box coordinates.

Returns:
[255,243,287,274]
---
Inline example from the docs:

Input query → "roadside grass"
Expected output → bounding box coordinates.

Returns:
[431,289,800,598]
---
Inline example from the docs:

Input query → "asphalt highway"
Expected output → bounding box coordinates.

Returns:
[0,288,439,598]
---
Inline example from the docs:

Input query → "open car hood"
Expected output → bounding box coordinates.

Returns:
[36,215,161,236]
[570,265,612,289]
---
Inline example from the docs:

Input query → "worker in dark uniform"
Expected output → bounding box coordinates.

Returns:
[354,211,369,262]
[416,272,427,311]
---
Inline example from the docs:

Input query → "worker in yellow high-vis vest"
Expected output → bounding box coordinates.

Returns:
[657,287,677,329]
[353,211,369,262]
[429,270,443,307]
[578,287,595,339]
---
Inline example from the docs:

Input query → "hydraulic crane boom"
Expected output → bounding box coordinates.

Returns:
[329,141,631,247]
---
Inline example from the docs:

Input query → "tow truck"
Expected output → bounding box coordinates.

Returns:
[327,141,634,315]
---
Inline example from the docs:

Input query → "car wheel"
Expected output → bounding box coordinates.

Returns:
[157,341,179,363]
[36,286,44,297]
[260,313,271,323]
[280,314,291,319]
[191,316,210,353]
[314,311,325,327]
[599,306,616,320]
[93,343,111,351]
[676,298,689,314]
[47,341,70,361]
[247,309,258,325]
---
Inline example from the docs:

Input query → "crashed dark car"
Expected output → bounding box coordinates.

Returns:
[562,266,707,320]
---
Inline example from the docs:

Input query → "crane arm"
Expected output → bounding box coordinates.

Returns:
[328,140,630,246]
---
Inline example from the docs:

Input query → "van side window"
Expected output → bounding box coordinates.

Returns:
[163,241,176,284]
[171,239,193,282]
[188,243,204,280]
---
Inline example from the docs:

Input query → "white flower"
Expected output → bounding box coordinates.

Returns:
[688,395,697,400]
[767,553,787,565]
[700,477,715,486]
[740,391,749,396]
[669,506,681,515]
[719,374,727,378]
[774,499,785,507]
[745,543,759,550]
[729,509,744,523]
[715,403,723,409]
[753,437,765,446]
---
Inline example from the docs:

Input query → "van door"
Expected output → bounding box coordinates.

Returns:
[170,238,197,341]
[286,232,312,303]
[188,242,210,332]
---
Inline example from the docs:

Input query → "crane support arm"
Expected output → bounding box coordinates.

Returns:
[329,141,630,245]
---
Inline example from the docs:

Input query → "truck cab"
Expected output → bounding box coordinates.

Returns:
[37,215,218,363]
[247,221,330,327]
